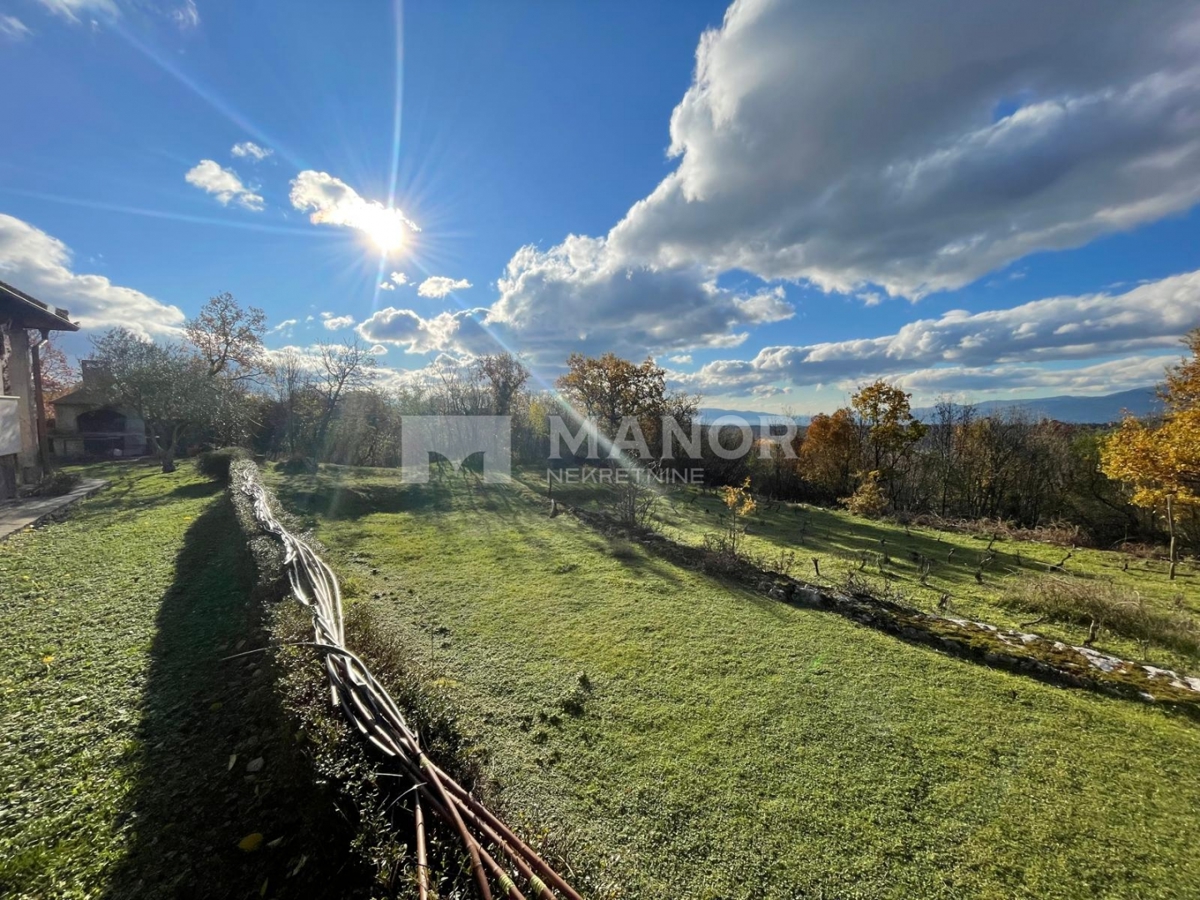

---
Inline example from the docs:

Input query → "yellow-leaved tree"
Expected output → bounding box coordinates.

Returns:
[1101,329,1200,579]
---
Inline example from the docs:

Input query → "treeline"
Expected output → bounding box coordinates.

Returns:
[722,383,1151,547]
[83,293,1196,554]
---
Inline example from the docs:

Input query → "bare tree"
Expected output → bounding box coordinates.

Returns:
[313,338,376,453]
[185,292,269,380]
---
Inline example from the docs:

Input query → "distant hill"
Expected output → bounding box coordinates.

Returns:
[700,387,1160,429]
[911,387,1160,424]
[698,408,811,426]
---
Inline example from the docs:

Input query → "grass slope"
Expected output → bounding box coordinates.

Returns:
[271,465,1200,900]
[0,463,371,899]
[541,474,1200,672]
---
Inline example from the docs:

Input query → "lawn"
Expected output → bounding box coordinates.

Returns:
[537,472,1200,673]
[269,464,1200,900]
[0,463,371,900]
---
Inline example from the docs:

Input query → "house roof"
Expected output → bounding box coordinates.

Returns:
[51,385,107,407]
[0,280,79,332]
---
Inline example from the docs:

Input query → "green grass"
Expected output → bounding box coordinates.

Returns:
[539,474,1200,672]
[268,464,1200,900]
[0,462,371,899]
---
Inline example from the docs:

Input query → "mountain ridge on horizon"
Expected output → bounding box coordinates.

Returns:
[698,386,1160,427]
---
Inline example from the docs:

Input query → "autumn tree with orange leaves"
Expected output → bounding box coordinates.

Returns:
[1101,329,1200,579]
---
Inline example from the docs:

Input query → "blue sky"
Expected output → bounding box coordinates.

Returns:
[2,0,1200,414]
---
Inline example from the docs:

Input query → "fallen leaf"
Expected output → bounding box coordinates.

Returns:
[238,832,264,852]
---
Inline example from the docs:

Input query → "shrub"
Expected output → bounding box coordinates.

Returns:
[195,447,250,482]
[275,455,318,475]
[1002,576,1200,656]
[24,470,81,497]
[841,471,888,518]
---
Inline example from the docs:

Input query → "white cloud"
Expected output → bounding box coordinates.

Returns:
[0,213,184,337]
[357,307,498,356]
[173,0,199,29]
[668,354,692,364]
[682,270,1200,396]
[231,140,272,162]
[417,276,472,298]
[600,0,1200,300]
[184,160,263,211]
[380,270,411,291]
[0,15,31,39]
[486,235,792,363]
[289,170,419,252]
[268,318,298,336]
[323,314,355,331]
[37,0,117,23]
[484,0,1200,352]
[891,355,1178,398]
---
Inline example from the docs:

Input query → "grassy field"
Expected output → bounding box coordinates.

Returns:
[0,463,371,899]
[538,473,1200,673]
[270,464,1200,900]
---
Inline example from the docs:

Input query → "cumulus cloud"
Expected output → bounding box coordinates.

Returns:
[322,314,355,331]
[0,15,31,39]
[379,271,410,291]
[682,271,1200,396]
[185,160,264,211]
[230,141,271,162]
[668,354,692,364]
[487,235,793,363]
[417,276,472,298]
[357,307,499,356]
[600,0,1200,299]
[268,318,298,336]
[0,213,184,337]
[37,0,117,23]
[483,0,1200,356]
[289,170,419,252]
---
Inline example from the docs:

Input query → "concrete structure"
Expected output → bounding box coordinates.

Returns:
[49,360,147,459]
[0,478,108,541]
[0,280,79,500]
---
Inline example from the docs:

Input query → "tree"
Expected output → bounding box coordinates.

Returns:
[31,335,77,421]
[185,291,269,380]
[851,380,927,508]
[557,353,667,439]
[91,328,220,472]
[556,353,696,459]
[798,408,860,499]
[313,338,377,454]
[1101,329,1200,579]
[477,352,530,416]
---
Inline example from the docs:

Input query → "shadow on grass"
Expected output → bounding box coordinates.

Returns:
[274,467,522,523]
[103,496,373,900]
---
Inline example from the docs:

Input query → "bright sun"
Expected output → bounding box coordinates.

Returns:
[363,216,406,254]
